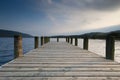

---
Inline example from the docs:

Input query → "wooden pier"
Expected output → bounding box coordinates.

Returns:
[0,40,120,80]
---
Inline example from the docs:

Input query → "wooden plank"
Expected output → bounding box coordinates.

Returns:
[8,62,117,64]
[1,67,120,72]
[2,64,120,68]
[0,77,120,80]
[1,72,120,77]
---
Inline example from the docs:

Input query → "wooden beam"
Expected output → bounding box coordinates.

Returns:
[57,38,59,42]
[68,37,70,43]
[70,38,73,44]
[106,36,115,60]
[34,36,39,49]
[83,38,88,50]
[75,38,78,46]
[41,36,44,46]
[14,35,23,58]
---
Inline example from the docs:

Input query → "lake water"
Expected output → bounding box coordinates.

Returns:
[0,38,34,66]
[0,38,120,66]
[78,39,120,63]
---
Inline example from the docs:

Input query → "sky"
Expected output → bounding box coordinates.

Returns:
[0,0,120,36]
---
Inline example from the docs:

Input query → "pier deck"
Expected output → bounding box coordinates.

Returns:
[0,42,120,80]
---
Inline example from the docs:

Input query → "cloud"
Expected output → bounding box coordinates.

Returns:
[47,0,52,4]
[60,0,120,11]
[38,0,120,34]
[16,0,120,35]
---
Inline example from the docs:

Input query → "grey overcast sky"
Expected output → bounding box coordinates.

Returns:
[0,0,120,36]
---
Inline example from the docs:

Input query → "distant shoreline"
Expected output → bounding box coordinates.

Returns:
[0,29,33,38]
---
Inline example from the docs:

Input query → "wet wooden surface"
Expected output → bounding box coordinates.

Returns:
[0,42,120,80]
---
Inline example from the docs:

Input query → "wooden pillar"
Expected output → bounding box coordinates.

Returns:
[106,36,115,60]
[43,37,45,44]
[48,37,50,42]
[44,37,49,44]
[57,38,59,42]
[34,36,39,49]
[83,38,88,50]
[68,37,70,43]
[70,38,73,44]
[41,36,44,46]
[66,37,68,42]
[75,38,78,46]
[48,38,50,42]
[47,37,49,43]
[44,37,47,44]
[46,37,49,43]
[14,35,23,58]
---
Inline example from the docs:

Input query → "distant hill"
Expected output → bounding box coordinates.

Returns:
[51,30,120,39]
[0,29,33,37]
[80,30,120,39]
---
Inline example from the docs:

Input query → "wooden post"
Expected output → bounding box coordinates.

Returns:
[66,37,68,42]
[34,36,39,49]
[46,37,49,43]
[70,38,73,44]
[48,37,50,42]
[43,37,46,44]
[68,37,70,43]
[83,38,88,50]
[57,38,59,42]
[47,37,49,43]
[106,36,115,60]
[44,37,49,44]
[14,35,23,58]
[44,37,47,44]
[41,36,44,46]
[75,38,78,46]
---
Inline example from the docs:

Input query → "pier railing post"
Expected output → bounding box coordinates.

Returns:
[44,37,47,44]
[106,36,115,60]
[57,38,59,42]
[67,37,69,42]
[83,38,88,50]
[48,37,50,42]
[44,37,46,44]
[41,36,44,46]
[70,38,73,44]
[14,35,23,58]
[66,37,68,42]
[34,36,39,49]
[68,37,70,43]
[44,37,50,44]
[75,38,78,46]
[46,37,49,43]
[47,37,50,43]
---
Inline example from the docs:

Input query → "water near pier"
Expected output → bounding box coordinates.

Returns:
[0,38,34,66]
[78,39,120,63]
[0,38,120,66]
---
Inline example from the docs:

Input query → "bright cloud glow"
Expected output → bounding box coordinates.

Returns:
[34,0,120,35]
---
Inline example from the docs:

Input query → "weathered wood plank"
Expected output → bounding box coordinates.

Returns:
[2,64,120,68]
[1,67,120,72]
[0,77,120,80]
[1,72,120,77]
